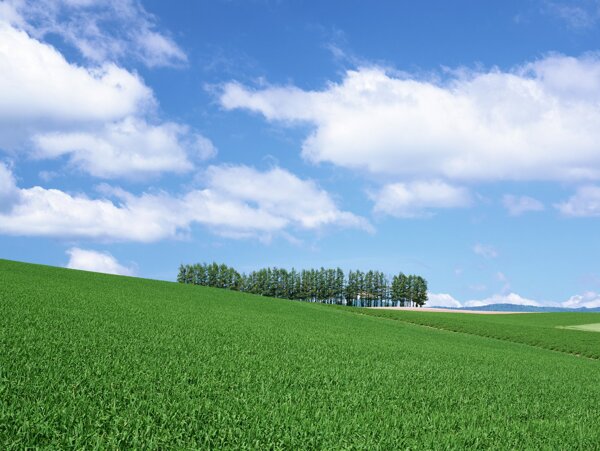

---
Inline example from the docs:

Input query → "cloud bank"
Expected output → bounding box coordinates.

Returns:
[427,290,600,309]
[0,163,370,242]
[221,55,600,182]
[562,291,600,309]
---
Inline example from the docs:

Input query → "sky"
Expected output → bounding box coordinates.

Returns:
[2,0,600,309]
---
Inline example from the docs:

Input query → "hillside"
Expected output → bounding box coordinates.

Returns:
[2,259,600,449]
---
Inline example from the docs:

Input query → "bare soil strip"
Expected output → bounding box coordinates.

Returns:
[370,307,532,314]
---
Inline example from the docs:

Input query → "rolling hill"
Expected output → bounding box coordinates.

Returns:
[1,259,600,449]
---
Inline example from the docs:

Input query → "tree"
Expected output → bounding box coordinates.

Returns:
[391,273,403,307]
[176,261,428,310]
[335,268,345,304]
[414,276,428,307]
[177,264,187,284]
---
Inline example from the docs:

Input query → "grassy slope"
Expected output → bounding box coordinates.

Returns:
[356,308,600,359]
[1,259,600,449]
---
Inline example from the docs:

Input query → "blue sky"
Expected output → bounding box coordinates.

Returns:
[2,0,600,308]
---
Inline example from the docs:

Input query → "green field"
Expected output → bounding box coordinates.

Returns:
[356,308,600,359]
[2,259,600,449]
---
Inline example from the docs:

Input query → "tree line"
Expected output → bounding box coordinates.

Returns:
[177,262,428,307]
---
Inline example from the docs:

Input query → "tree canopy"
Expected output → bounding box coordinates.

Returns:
[178,263,428,307]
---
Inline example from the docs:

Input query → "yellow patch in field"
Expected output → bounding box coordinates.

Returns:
[559,323,600,333]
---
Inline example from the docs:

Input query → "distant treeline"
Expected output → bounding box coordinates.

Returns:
[177,263,428,307]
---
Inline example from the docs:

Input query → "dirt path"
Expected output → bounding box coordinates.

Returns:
[370,307,532,314]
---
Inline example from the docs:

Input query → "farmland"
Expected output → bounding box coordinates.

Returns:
[359,308,600,359]
[2,259,600,449]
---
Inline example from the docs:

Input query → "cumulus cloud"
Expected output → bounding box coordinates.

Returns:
[555,185,600,216]
[0,164,369,241]
[2,0,186,68]
[221,55,600,182]
[372,180,471,218]
[426,293,462,308]
[206,165,372,231]
[473,243,498,259]
[562,291,600,309]
[66,247,134,276]
[32,117,215,178]
[0,22,153,126]
[503,194,544,216]
[0,21,209,179]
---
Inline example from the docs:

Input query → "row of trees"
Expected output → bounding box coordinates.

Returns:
[177,263,428,307]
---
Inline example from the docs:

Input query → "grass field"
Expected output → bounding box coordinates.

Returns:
[357,308,600,359]
[2,259,600,449]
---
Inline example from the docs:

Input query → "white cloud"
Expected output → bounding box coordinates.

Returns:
[0,185,183,241]
[372,180,471,218]
[545,1,599,29]
[464,292,541,308]
[428,289,600,310]
[0,164,369,241]
[426,293,462,308]
[134,28,187,68]
[66,247,134,276]
[221,55,600,182]
[503,194,544,216]
[556,185,600,217]
[473,243,498,259]
[427,291,540,308]
[205,165,372,231]
[0,162,19,211]
[0,21,209,179]
[0,23,153,126]
[3,0,186,68]
[194,135,218,161]
[0,1,24,26]
[562,291,600,309]
[31,117,214,178]
[0,22,154,131]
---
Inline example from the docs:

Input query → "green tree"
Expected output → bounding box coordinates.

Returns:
[414,276,428,307]
[177,264,187,284]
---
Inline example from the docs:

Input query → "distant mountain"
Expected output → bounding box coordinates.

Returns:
[438,303,600,313]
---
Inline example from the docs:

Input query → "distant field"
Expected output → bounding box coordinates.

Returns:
[2,259,600,448]
[357,307,600,359]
